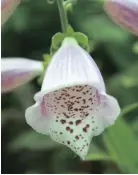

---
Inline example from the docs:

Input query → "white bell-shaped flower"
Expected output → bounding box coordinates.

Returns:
[1,58,43,93]
[25,37,120,160]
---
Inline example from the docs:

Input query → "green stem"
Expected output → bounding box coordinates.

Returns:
[120,102,138,117]
[57,0,68,32]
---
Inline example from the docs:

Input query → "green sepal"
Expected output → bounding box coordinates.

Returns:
[37,26,89,84]
[37,54,51,85]
[66,25,74,34]
[72,32,89,52]
[50,32,66,55]
[50,25,89,55]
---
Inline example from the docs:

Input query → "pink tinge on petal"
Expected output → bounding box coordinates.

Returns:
[105,0,138,35]
[40,99,47,117]
[1,71,34,93]
[1,0,20,11]
[1,0,20,25]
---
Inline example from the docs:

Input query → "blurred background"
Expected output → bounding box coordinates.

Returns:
[1,0,138,174]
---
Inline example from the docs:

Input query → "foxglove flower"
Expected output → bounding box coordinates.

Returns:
[104,0,138,36]
[25,37,120,159]
[1,58,43,93]
[1,0,20,25]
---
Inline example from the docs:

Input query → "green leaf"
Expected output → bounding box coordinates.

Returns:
[87,153,111,161]
[9,131,59,151]
[132,42,138,54]
[105,43,137,70]
[120,103,138,117]
[86,144,112,161]
[104,103,138,173]
[107,63,138,106]
[75,14,129,43]
[132,120,138,135]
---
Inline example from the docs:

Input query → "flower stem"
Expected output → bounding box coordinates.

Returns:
[120,102,138,117]
[57,0,68,32]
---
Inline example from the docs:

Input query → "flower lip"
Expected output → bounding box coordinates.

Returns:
[26,83,120,159]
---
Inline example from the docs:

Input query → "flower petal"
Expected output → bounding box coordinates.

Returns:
[104,0,138,35]
[26,104,103,160]
[35,37,105,101]
[98,93,121,127]
[26,85,107,159]
[1,0,20,25]
[25,103,50,135]
[1,58,43,93]
[25,38,120,159]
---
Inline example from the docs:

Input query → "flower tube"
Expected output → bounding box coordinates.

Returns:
[25,37,120,159]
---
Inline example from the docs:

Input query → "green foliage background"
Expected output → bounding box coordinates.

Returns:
[1,0,138,174]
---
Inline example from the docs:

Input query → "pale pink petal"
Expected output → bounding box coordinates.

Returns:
[1,0,20,25]
[1,58,43,93]
[104,0,138,35]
